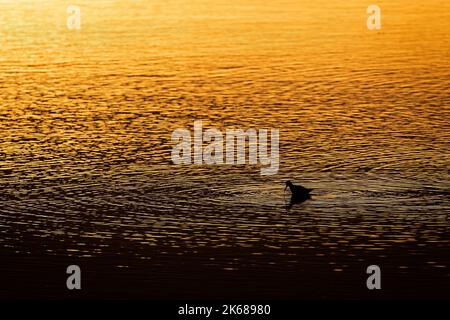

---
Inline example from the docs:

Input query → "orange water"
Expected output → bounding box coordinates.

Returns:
[0,0,449,296]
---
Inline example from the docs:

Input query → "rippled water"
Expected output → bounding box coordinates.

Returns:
[0,0,449,298]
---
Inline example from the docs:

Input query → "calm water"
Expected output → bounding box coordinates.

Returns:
[0,0,449,298]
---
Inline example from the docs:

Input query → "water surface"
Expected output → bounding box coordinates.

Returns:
[0,0,449,298]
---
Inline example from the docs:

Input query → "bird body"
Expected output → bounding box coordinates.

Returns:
[285,181,313,199]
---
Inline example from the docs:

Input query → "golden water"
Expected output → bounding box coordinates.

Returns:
[0,0,449,296]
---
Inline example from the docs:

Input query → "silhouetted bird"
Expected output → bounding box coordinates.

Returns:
[285,181,313,200]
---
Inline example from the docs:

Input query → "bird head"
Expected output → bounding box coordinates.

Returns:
[285,180,293,191]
